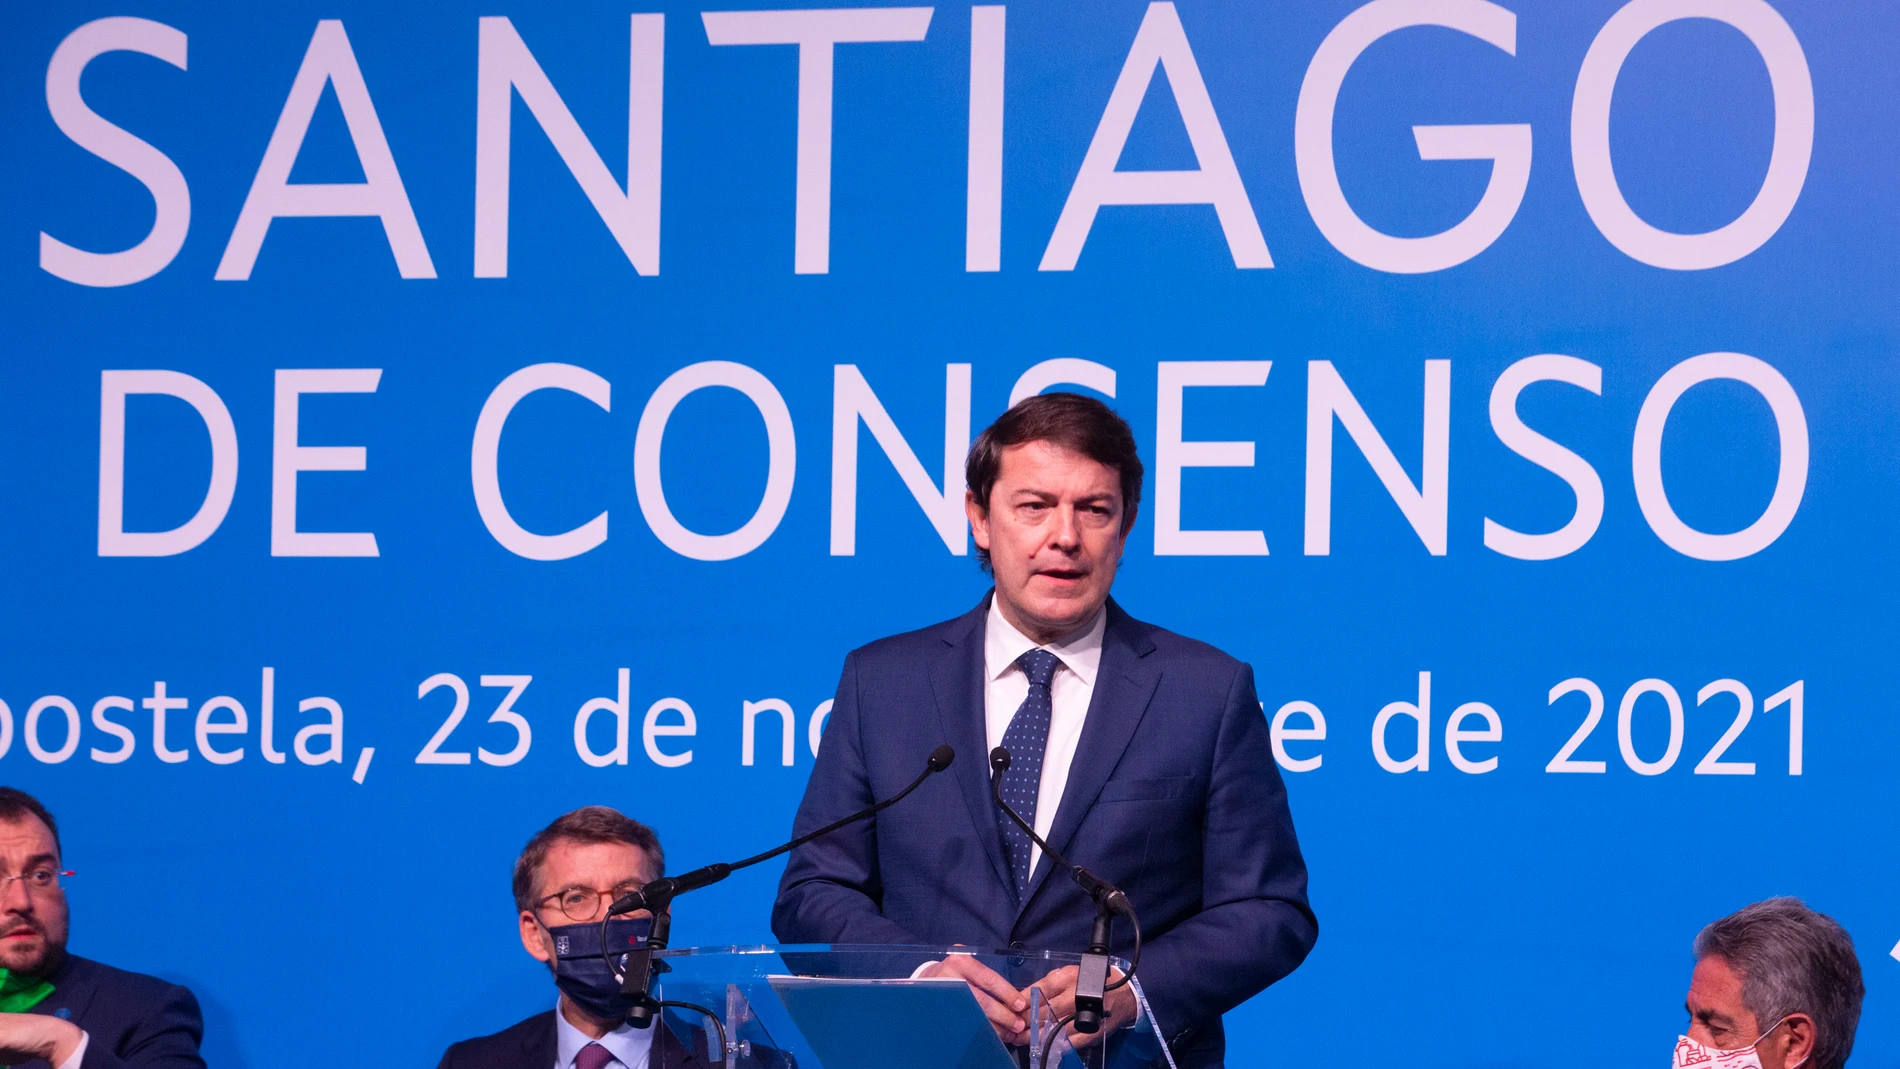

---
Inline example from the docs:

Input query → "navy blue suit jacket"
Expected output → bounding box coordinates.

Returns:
[772,597,1317,1068]
[21,954,204,1069]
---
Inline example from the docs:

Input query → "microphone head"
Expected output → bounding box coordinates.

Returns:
[990,747,1011,773]
[927,745,955,772]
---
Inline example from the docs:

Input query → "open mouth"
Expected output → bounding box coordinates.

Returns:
[1035,568,1088,583]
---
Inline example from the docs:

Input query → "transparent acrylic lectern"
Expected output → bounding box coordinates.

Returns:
[644,944,1175,1069]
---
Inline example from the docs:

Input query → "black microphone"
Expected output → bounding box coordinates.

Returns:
[605,744,956,1026]
[989,748,1131,914]
[607,744,954,918]
[990,746,1141,1036]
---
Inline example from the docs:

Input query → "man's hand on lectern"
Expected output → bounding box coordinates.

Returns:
[1030,965,1137,1047]
[918,952,1031,1044]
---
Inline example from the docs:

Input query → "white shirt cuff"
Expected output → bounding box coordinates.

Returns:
[55,1029,88,1069]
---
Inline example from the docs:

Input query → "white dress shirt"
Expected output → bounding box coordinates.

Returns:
[983,596,1105,878]
[553,999,654,1069]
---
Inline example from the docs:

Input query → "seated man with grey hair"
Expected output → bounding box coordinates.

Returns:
[1679,897,1864,1069]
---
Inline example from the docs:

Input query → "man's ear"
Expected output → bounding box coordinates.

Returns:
[966,490,992,551]
[520,910,554,964]
[1778,1014,1814,1067]
[1117,504,1139,554]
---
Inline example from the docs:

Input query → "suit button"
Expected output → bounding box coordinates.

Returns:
[1009,940,1025,950]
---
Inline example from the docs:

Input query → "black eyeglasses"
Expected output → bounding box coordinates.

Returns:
[536,882,644,923]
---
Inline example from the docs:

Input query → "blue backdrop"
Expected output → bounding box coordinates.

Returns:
[1,0,1893,1066]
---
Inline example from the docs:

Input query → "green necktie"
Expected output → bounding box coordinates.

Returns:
[0,969,53,1014]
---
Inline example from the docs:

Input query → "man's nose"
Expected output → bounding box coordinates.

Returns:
[0,878,34,914]
[1049,505,1081,549]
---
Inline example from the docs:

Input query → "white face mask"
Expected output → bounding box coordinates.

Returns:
[1674,1018,1805,1069]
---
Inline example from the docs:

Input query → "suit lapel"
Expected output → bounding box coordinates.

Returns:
[931,596,1014,896]
[1020,601,1160,910]
[35,955,100,1028]
[527,1011,558,1067]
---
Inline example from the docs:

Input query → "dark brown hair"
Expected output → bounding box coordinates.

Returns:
[511,806,664,913]
[0,789,60,859]
[965,392,1144,569]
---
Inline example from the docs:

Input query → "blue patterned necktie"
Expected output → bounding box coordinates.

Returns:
[997,648,1062,898]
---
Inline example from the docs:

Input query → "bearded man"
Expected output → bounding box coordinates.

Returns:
[0,788,204,1069]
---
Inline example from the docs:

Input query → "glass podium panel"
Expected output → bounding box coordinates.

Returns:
[646,944,1175,1069]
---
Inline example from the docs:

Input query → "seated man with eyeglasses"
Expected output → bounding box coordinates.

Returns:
[0,788,203,1069]
[438,806,708,1069]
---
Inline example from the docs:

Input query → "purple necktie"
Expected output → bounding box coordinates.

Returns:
[997,648,1061,898]
[575,1042,615,1069]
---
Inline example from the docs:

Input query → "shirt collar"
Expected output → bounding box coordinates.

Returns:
[553,998,655,1069]
[984,594,1105,688]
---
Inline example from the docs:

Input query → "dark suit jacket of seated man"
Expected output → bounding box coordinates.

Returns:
[440,1007,710,1069]
[772,394,1317,1069]
[0,789,202,1069]
[18,957,201,1069]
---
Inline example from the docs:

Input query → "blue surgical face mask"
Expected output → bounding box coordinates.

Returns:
[542,916,652,1023]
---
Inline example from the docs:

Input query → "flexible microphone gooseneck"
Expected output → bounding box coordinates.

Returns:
[989,746,1143,1038]
[602,744,957,1028]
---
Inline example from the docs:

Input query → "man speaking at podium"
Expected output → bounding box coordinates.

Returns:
[773,394,1315,1068]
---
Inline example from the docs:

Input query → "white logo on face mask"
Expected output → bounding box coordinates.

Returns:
[1674,1018,1805,1069]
